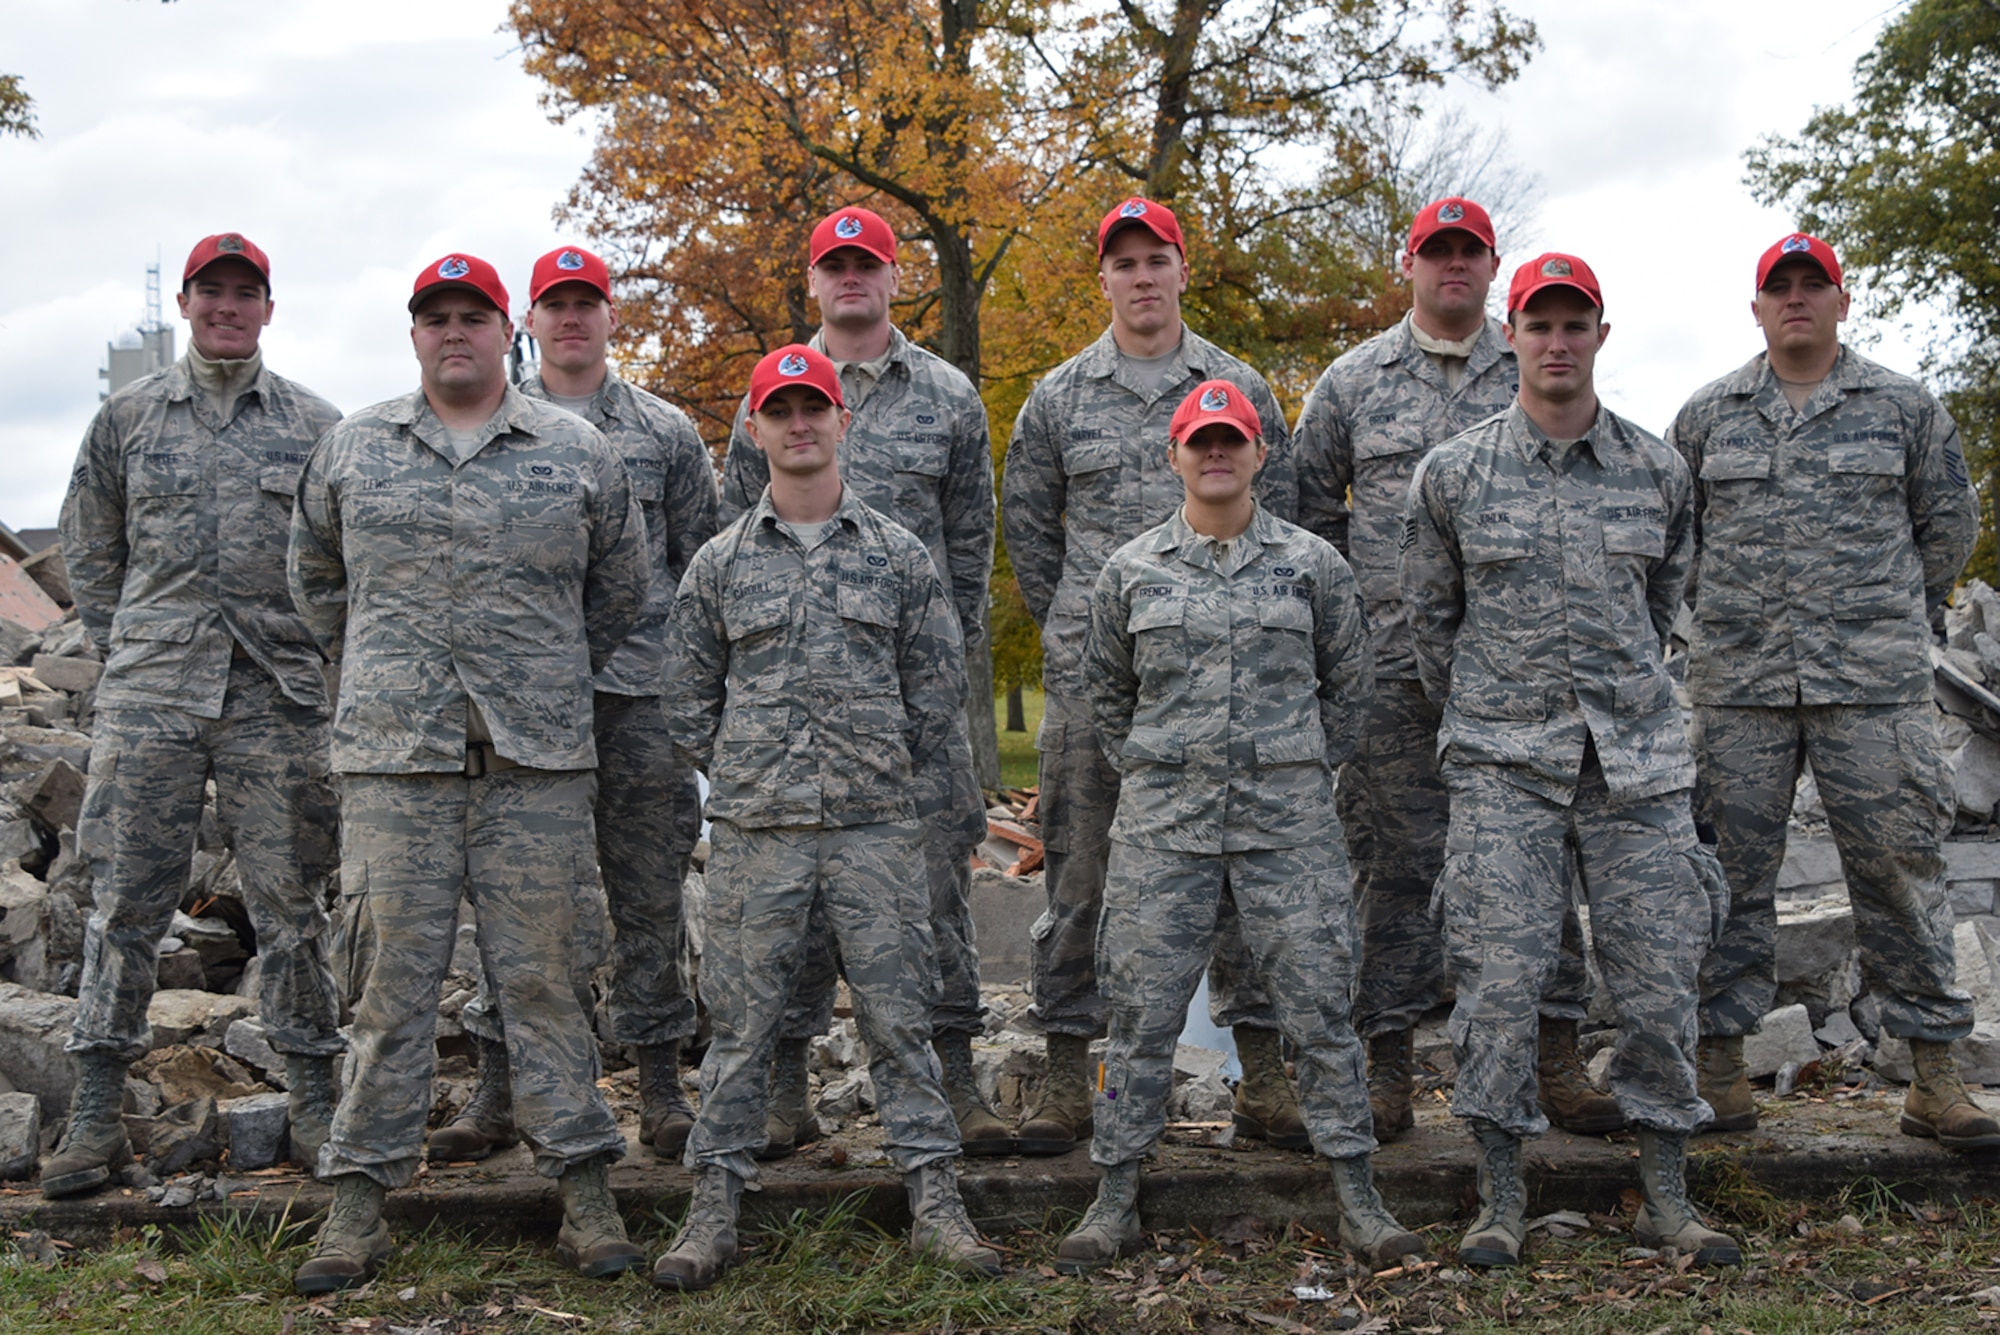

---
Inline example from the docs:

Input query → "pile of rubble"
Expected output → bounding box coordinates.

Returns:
[0,546,330,1191]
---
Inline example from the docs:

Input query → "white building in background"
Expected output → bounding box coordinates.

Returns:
[100,261,174,398]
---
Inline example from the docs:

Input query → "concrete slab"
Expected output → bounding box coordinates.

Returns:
[6,1090,1994,1248]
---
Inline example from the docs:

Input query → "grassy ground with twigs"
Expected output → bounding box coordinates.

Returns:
[6,1175,2000,1334]
[995,688,1043,791]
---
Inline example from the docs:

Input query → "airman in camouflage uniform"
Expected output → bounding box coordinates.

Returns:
[717,208,1000,1157]
[1053,380,1423,1276]
[1673,232,1995,1151]
[652,345,997,1293]
[1001,198,1302,1156]
[286,253,650,1293]
[1403,255,1741,1270]
[1293,197,1612,1140]
[48,233,344,1202]
[448,245,719,1164]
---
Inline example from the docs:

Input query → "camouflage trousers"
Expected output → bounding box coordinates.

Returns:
[1092,840,1375,1166]
[777,824,984,1041]
[322,769,624,1189]
[1032,689,1275,1039]
[68,657,341,1063]
[1341,680,1592,1035]
[688,819,958,1184]
[464,692,701,1048]
[1437,756,1725,1136]
[1693,702,1972,1042]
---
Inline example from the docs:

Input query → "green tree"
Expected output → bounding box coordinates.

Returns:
[1,74,37,139]
[1744,0,2000,581]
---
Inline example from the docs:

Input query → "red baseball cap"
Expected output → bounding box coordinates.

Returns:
[1169,380,1262,445]
[1756,232,1843,290]
[1097,197,1185,258]
[748,344,844,411]
[1407,197,1496,254]
[183,233,271,286]
[529,245,612,303]
[810,207,897,266]
[409,253,509,315]
[1507,253,1603,314]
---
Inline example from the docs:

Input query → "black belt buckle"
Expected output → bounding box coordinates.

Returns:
[465,743,493,779]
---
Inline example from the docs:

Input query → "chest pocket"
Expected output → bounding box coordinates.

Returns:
[344,485,425,527]
[1063,437,1123,480]
[1826,442,1905,478]
[131,451,203,499]
[260,464,304,506]
[837,581,897,630]
[722,590,793,641]
[508,485,585,529]
[1602,521,1663,561]
[626,467,666,507]
[1127,597,1186,634]
[1459,524,1536,565]
[1257,598,1314,634]
[1700,450,1771,483]
[892,440,948,480]
[1352,420,1427,462]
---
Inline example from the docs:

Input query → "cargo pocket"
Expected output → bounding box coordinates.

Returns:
[334,861,374,1016]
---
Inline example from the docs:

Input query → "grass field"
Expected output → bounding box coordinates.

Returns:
[993,686,1043,790]
[7,1182,2000,1333]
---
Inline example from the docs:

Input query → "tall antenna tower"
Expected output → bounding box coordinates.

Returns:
[100,252,178,398]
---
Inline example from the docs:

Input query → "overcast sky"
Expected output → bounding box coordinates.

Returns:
[0,0,1917,530]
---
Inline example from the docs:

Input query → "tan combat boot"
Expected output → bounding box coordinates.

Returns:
[906,1160,1002,1276]
[1900,1038,2000,1151]
[1695,1034,1757,1133]
[1233,1025,1311,1150]
[294,1173,394,1294]
[759,1037,820,1160]
[556,1153,646,1277]
[1366,1028,1416,1142]
[1537,1017,1625,1135]
[934,1031,1015,1156]
[652,1165,743,1292]
[40,1052,132,1200]
[1017,1033,1092,1156]
[1328,1154,1426,1270]
[428,1037,518,1161]
[1054,1159,1143,1274]
[636,1042,696,1159]
[1458,1120,1526,1268]
[1633,1128,1743,1266]
[285,1054,339,1170]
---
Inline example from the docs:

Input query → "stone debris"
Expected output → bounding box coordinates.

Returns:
[0,1089,41,1180]
[9,578,2000,1198]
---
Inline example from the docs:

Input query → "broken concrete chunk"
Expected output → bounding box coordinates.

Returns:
[1743,1003,1819,1080]
[0,1090,40,1180]
[218,1091,290,1171]
[28,654,101,695]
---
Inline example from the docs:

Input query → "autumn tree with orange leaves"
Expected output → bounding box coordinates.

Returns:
[508,0,1540,706]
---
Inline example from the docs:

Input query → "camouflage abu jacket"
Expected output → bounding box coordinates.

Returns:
[1002,325,1296,704]
[62,358,342,716]
[1668,345,1977,707]
[1086,504,1372,853]
[287,386,647,774]
[1293,313,1517,681]
[1403,401,1695,805]
[662,485,968,830]
[520,369,718,697]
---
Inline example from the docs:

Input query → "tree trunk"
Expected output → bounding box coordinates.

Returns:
[1005,683,1025,732]
[965,625,1001,790]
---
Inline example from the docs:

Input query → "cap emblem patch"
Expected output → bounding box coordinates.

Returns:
[216,235,245,253]
[1199,387,1231,412]
[438,257,471,280]
[1781,235,1813,254]
[1541,258,1572,277]
[834,215,865,239]
[778,353,810,377]
[557,249,586,270]
[1119,200,1147,218]
[1437,203,1465,224]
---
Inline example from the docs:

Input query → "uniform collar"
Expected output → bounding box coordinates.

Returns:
[749,479,871,536]
[1382,312,1511,384]
[1153,503,1278,574]
[1078,324,1217,383]
[387,383,548,439]
[1507,399,1616,467]
[161,354,275,407]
